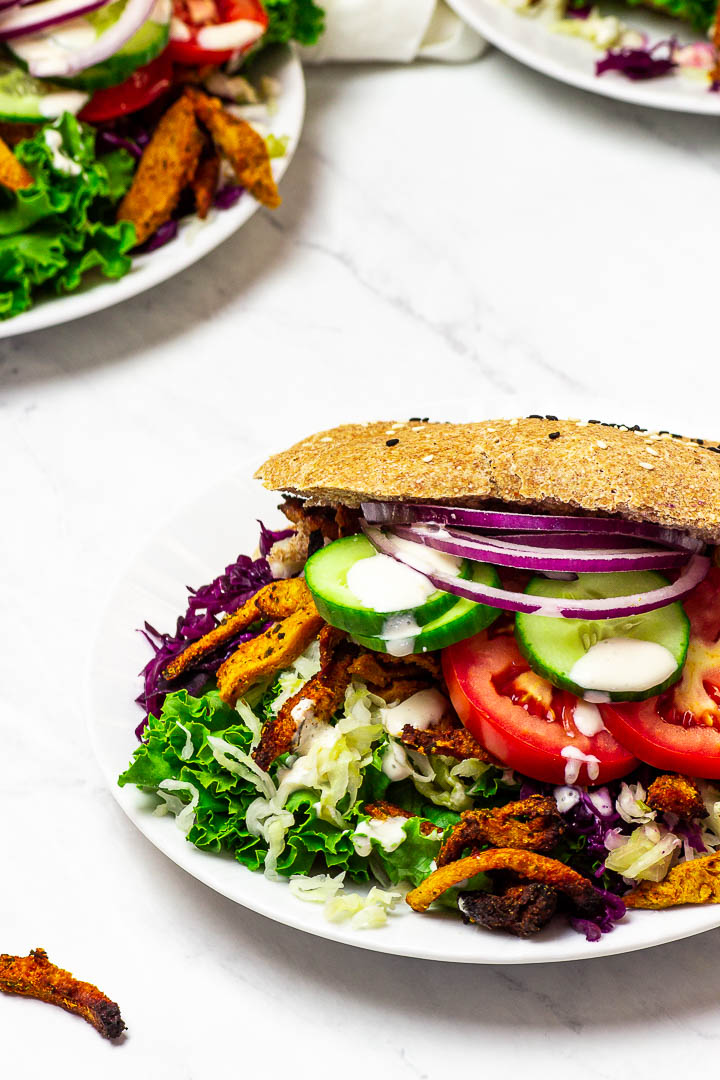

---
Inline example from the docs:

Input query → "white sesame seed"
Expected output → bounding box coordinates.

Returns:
[423,455,434,463]
[509,419,518,426]
[648,433,662,441]
[639,462,654,470]
[645,447,660,457]
[319,437,332,442]
[596,440,608,450]
[411,426,424,432]
[576,420,589,427]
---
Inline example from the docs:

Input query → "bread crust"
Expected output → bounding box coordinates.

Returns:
[254,417,720,541]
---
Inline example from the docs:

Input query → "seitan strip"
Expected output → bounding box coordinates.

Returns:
[190,151,220,218]
[436,797,564,865]
[406,849,603,914]
[624,852,720,909]
[217,601,323,706]
[0,136,33,190]
[186,87,281,209]
[0,948,126,1040]
[163,578,313,682]
[117,92,204,246]
[399,724,496,763]
[646,774,706,821]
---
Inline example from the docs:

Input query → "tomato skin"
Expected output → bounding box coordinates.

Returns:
[600,701,720,778]
[443,634,638,787]
[168,0,268,66]
[599,566,720,778]
[79,53,173,123]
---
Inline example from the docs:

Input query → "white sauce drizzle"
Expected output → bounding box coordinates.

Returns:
[569,637,677,694]
[346,553,435,612]
[572,700,607,738]
[561,746,600,784]
[554,786,581,813]
[381,613,421,657]
[43,129,81,176]
[380,688,448,737]
[351,817,407,858]
[381,742,414,781]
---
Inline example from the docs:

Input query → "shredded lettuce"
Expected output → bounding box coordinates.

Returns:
[0,113,135,320]
[615,782,655,825]
[413,755,491,811]
[605,822,681,882]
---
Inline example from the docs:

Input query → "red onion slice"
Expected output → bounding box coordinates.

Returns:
[0,0,108,39]
[361,501,705,554]
[363,525,710,619]
[390,523,690,573]
[9,0,155,76]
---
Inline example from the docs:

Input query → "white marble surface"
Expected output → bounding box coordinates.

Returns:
[3,49,720,1076]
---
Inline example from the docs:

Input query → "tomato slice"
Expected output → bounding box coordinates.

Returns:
[443,633,638,786]
[168,0,268,66]
[600,566,720,778]
[79,53,173,124]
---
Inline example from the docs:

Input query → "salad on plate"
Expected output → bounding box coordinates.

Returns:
[0,0,322,319]
[118,417,720,942]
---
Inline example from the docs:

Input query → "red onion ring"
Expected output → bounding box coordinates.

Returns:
[0,0,109,39]
[361,501,705,554]
[390,523,690,573]
[363,525,710,620]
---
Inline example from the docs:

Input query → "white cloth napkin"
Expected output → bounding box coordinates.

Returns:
[299,0,487,64]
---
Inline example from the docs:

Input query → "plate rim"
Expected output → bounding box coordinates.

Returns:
[86,463,720,965]
[0,44,306,340]
[448,0,720,114]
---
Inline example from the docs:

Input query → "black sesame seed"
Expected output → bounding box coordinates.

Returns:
[528,414,543,419]
[672,433,682,439]
[709,446,720,454]
[386,438,399,447]
[549,431,561,440]
[409,416,421,422]
[422,417,430,422]
[588,419,601,424]
[545,414,558,421]
[697,438,705,445]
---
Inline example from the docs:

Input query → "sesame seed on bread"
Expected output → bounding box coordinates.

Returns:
[254,417,720,542]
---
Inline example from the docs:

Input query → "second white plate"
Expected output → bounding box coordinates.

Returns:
[450,0,720,113]
[1,45,305,339]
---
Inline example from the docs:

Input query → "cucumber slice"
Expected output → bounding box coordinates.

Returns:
[8,0,171,93]
[305,533,469,637]
[0,61,87,122]
[515,571,690,702]
[352,562,502,656]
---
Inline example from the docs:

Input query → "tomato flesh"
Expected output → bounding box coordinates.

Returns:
[443,633,637,787]
[600,566,720,778]
[79,53,173,123]
[168,0,267,65]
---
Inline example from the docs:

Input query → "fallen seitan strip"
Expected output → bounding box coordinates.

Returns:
[437,797,564,865]
[117,92,204,246]
[254,417,720,542]
[624,852,720,909]
[646,774,706,821]
[0,136,33,190]
[364,801,441,836]
[217,600,323,706]
[163,578,312,682]
[187,87,280,209]
[0,948,126,1040]
[399,724,496,763]
[190,151,220,218]
[406,849,603,914]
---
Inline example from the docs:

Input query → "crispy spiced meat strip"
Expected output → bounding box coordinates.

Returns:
[406,849,603,916]
[163,578,312,682]
[399,725,496,763]
[190,151,220,218]
[625,852,720,909]
[253,637,357,770]
[117,92,204,246]
[217,600,323,706]
[347,651,442,704]
[458,883,558,938]
[0,136,33,190]
[0,948,126,1040]
[186,88,281,208]
[647,774,706,821]
[364,801,441,837]
[437,797,564,866]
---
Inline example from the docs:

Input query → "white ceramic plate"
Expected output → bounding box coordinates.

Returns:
[449,0,720,113]
[0,46,305,339]
[88,457,720,964]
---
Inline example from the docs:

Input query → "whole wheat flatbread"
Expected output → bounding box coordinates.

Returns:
[255,417,720,541]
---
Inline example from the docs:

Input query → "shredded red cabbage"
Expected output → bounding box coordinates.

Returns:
[596,40,676,81]
[570,889,627,942]
[135,523,292,736]
[214,184,244,209]
[136,220,179,254]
